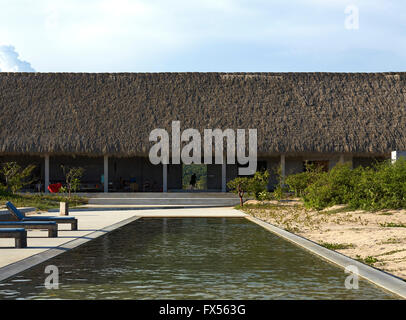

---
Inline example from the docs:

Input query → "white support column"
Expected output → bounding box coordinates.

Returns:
[221,162,227,192]
[391,150,406,164]
[45,154,50,193]
[103,155,108,193]
[280,154,286,186]
[163,164,168,192]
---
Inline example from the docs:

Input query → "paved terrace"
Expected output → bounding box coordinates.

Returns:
[0,206,247,280]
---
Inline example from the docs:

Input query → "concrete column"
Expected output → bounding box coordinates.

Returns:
[221,162,227,192]
[391,151,406,164]
[45,154,50,193]
[60,202,69,216]
[163,164,168,192]
[339,154,345,164]
[280,154,286,185]
[103,155,108,193]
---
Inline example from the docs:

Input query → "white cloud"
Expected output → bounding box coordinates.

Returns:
[0,45,35,72]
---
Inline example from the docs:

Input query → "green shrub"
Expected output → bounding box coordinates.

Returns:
[249,170,270,199]
[347,159,406,210]
[233,158,406,210]
[285,172,311,196]
[302,163,363,209]
[302,173,332,209]
[296,159,406,210]
[273,185,290,200]
[0,162,36,194]
[258,190,274,201]
[285,164,324,196]
[0,184,8,196]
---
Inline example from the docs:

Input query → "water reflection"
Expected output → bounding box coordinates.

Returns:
[0,218,397,300]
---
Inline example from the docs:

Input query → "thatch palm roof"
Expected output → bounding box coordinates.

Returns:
[0,72,405,156]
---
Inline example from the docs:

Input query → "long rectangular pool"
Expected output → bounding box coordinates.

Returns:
[0,218,398,299]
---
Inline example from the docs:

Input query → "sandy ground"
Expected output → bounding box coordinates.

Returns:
[243,199,406,280]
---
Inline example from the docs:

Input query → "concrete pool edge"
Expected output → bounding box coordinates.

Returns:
[245,215,406,299]
[2,209,403,299]
[0,215,141,282]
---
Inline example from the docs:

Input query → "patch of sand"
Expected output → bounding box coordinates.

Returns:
[243,200,406,279]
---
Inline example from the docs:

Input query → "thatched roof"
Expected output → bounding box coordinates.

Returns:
[0,72,405,156]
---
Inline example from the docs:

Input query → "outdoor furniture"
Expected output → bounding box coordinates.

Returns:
[0,221,57,238]
[6,201,78,231]
[48,183,62,193]
[0,228,27,248]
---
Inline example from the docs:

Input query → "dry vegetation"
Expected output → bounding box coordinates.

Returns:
[1,72,406,155]
[241,199,406,280]
[0,193,87,211]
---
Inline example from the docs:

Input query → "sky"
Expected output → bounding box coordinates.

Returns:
[0,0,405,72]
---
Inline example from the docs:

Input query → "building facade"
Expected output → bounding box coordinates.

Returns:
[0,72,405,192]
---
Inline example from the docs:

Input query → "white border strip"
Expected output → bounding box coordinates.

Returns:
[246,215,406,299]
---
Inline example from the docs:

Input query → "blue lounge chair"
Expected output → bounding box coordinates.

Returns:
[6,201,78,231]
[0,228,27,248]
[0,221,57,237]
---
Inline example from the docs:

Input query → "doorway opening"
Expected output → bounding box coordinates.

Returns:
[182,164,207,191]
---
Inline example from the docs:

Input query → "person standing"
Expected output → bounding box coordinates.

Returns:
[190,173,197,190]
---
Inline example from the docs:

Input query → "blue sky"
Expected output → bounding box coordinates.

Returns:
[0,0,405,72]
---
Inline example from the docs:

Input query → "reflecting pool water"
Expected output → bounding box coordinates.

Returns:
[0,218,397,299]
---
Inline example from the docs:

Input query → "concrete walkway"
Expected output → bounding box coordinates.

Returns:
[0,206,247,279]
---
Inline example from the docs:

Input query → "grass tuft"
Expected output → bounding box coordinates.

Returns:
[379,222,406,228]
[320,242,355,250]
[0,193,87,211]
[356,255,378,266]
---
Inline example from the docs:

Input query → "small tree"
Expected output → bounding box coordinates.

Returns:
[61,165,84,198]
[227,176,251,206]
[1,162,36,194]
[227,170,270,206]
